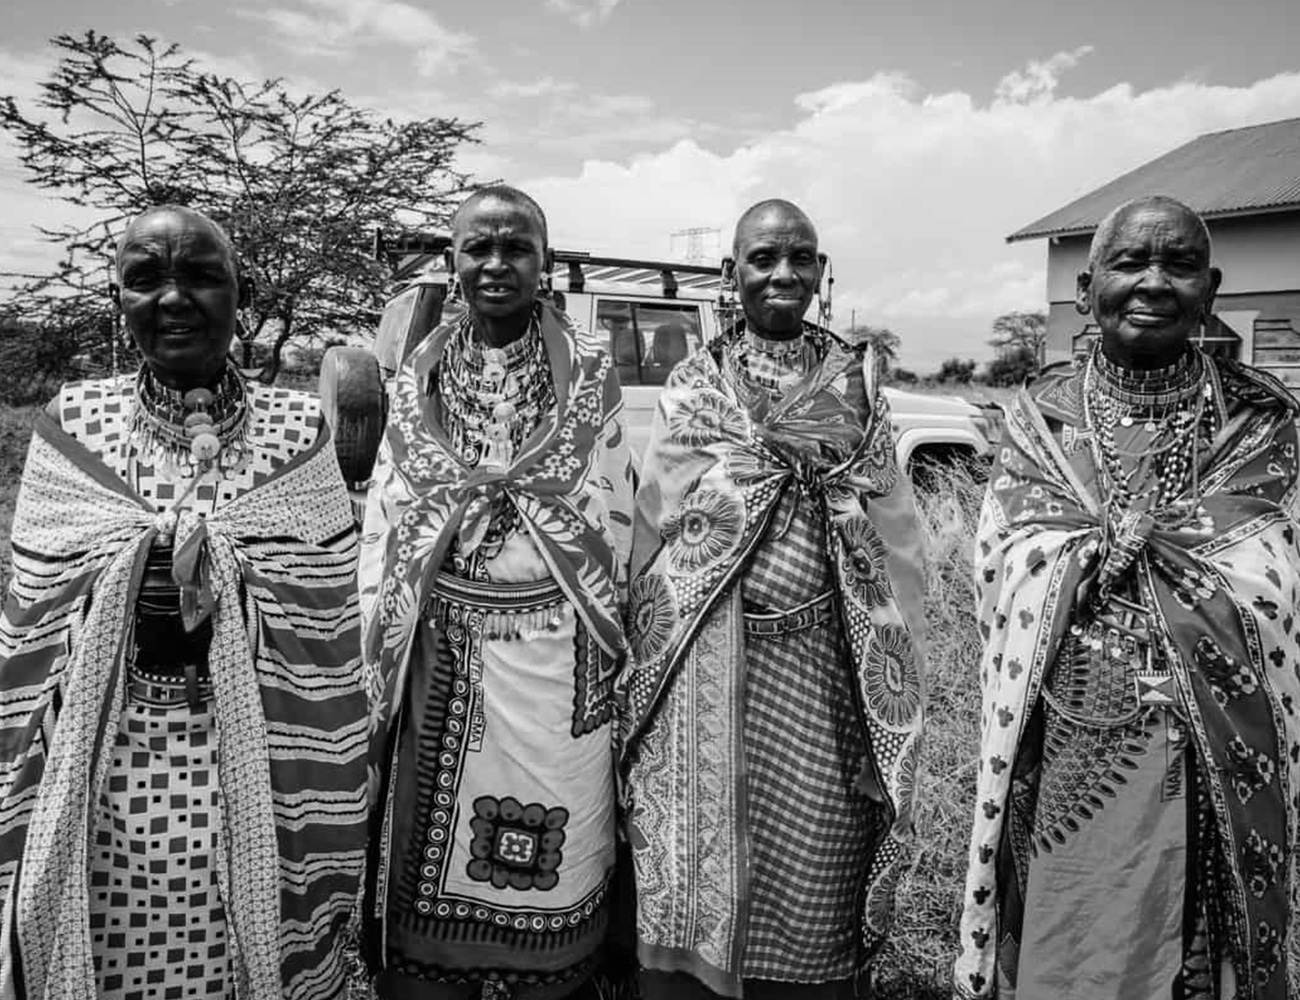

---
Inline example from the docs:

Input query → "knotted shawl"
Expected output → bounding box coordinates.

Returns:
[358,303,634,950]
[0,413,367,1000]
[619,329,927,994]
[362,301,632,726]
[954,357,1300,1000]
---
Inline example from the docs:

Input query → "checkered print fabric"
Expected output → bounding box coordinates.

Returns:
[740,488,873,981]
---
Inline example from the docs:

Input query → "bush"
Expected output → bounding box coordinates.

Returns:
[985,346,1038,387]
[934,357,976,384]
[0,317,81,405]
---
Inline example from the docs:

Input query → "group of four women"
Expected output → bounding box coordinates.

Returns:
[0,183,1295,1000]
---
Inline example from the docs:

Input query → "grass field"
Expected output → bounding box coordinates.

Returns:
[0,405,985,996]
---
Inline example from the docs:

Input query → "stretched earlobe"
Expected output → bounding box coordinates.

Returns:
[1075,271,1092,316]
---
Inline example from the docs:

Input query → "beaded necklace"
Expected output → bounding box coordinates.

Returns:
[437,311,555,471]
[1082,345,1215,509]
[725,324,827,405]
[128,363,251,481]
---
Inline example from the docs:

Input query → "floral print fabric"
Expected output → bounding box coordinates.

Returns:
[954,357,1300,1000]
[619,327,927,995]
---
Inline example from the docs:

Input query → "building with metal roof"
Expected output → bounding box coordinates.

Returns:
[1010,116,1300,388]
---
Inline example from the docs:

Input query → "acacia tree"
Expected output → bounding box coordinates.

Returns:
[843,323,901,375]
[989,310,1048,366]
[0,32,480,380]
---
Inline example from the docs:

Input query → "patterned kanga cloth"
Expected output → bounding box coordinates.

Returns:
[954,356,1300,1000]
[619,324,928,997]
[0,377,369,1000]
[359,302,635,987]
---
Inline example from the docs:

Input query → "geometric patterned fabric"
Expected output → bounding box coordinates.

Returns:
[89,705,228,999]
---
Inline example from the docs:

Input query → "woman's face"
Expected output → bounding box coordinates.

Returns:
[116,209,240,390]
[452,197,545,326]
[1078,204,1221,368]
[734,207,821,341]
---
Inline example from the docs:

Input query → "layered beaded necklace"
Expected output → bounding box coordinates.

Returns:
[437,311,555,472]
[128,363,251,481]
[726,324,828,405]
[1082,344,1216,509]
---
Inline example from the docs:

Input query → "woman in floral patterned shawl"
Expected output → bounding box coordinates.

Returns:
[618,199,927,1000]
[359,186,635,1000]
[954,196,1300,1000]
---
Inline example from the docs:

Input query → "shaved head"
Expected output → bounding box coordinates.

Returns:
[732,199,818,258]
[1088,195,1211,271]
[453,184,548,250]
[117,204,236,279]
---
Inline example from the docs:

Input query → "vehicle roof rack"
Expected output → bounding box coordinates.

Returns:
[373,229,453,279]
[550,250,720,299]
[373,230,725,299]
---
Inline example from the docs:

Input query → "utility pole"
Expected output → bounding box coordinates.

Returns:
[670,227,721,264]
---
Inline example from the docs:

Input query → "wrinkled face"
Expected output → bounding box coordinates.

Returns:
[1078,204,1221,367]
[452,196,545,324]
[734,208,821,339]
[116,209,240,389]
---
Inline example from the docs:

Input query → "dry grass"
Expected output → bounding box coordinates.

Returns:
[872,463,985,998]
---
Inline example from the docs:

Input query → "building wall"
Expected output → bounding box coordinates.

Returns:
[1041,212,1300,385]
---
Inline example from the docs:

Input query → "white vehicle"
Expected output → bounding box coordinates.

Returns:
[369,233,1002,476]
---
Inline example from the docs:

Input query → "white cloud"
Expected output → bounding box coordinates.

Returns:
[487,77,578,101]
[995,45,1094,104]
[544,0,622,29]
[525,56,1300,371]
[241,0,476,76]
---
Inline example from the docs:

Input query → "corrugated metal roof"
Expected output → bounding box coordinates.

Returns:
[1008,117,1300,242]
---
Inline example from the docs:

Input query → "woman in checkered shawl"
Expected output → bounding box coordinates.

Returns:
[618,199,927,999]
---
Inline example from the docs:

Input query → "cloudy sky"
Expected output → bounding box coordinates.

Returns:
[3,0,1299,370]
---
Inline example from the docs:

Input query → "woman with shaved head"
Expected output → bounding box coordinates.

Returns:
[0,205,368,998]
[955,196,1300,1000]
[619,198,927,998]
[359,185,635,999]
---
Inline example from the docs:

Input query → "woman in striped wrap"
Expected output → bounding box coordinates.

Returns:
[0,205,369,999]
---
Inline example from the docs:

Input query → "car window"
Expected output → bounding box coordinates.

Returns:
[596,300,701,387]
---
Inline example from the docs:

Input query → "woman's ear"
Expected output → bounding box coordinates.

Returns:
[1075,271,1092,316]
[238,273,254,310]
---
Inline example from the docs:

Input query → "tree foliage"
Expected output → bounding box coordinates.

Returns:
[935,357,977,384]
[984,345,1038,387]
[0,32,480,380]
[989,310,1047,364]
[843,323,901,373]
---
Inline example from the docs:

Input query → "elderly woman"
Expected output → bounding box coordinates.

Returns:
[0,205,368,999]
[359,185,634,999]
[955,195,1300,1000]
[619,198,927,999]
